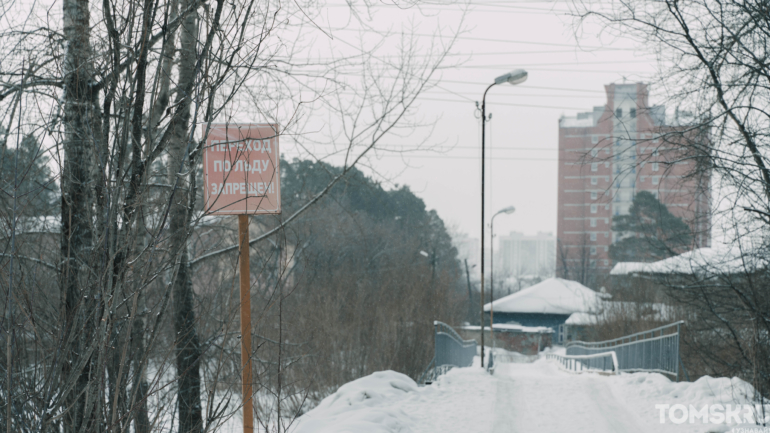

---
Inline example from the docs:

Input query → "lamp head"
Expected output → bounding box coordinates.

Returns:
[494,69,528,85]
[500,206,516,215]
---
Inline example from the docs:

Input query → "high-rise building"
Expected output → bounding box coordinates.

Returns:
[498,231,555,278]
[556,83,710,281]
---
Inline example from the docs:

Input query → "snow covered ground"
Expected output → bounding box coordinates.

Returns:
[291,355,770,433]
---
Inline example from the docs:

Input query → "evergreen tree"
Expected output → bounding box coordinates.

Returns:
[281,157,460,281]
[0,133,58,215]
[609,191,693,262]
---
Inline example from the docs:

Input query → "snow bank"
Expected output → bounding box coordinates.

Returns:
[292,367,499,433]
[292,371,419,433]
[613,372,756,406]
[608,370,770,432]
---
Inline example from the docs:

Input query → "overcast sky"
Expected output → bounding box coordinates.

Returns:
[324,1,661,246]
[264,0,664,247]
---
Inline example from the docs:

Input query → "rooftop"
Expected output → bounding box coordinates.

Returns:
[484,277,608,315]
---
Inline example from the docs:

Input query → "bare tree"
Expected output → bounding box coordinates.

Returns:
[0,0,463,430]
[575,0,770,403]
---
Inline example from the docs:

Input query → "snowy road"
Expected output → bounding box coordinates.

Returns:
[492,362,646,433]
[293,356,765,433]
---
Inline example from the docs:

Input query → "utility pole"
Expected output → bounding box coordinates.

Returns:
[465,259,474,322]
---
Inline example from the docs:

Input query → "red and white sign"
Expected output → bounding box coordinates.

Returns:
[202,124,281,215]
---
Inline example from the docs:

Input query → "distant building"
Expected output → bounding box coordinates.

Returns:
[556,82,710,281]
[497,231,555,278]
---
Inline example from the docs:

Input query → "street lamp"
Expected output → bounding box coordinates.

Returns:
[490,206,515,352]
[479,69,527,368]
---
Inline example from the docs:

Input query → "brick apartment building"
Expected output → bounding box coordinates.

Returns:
[556,83,710,282]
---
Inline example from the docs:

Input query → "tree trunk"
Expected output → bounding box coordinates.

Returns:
[169,0,203,431]
[61,0,101,429]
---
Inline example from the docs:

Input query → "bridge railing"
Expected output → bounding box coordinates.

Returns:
[418,321,477,384]
[546,351,618,373]
[564,321,685,380]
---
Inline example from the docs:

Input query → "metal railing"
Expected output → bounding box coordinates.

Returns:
[565,321,685,379]
[418,321,477,384]
[546,351,619,374]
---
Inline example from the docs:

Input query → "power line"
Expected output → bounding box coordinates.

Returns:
[415,96,588,110]
[328,28,626,49]
[423,91,609,99]
[439,81,607,93]
[366,154,560,161]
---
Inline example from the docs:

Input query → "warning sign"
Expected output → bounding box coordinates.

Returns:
[202,124,281,215]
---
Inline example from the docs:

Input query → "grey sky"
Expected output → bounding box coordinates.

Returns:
[328,1,659,244]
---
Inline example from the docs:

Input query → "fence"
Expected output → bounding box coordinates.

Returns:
[563,321,687,380]
[418,321,477,384]
[546,351,618,374]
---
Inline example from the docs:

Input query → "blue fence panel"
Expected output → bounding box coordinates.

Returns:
[419,321,477,384]
[565,321,684,379]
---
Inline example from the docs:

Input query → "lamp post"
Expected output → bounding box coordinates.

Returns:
[479,69,527,368]
[490,205,515,351]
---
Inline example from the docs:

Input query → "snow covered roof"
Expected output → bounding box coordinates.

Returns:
[610,247,768,276]
[564,312,599,326]
[461,324,553,334]
[483,278,606,315]
[565,302,676,326]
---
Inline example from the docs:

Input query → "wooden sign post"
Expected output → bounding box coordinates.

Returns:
[237,215,253,433]
[202,124,281,433]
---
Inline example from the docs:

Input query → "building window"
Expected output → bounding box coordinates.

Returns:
[590,218,597,227]
[590,246,597,255]
[592,135,599,144]
[652,162,659,172]
[605,204,610,210]
[616,108,622,118]
[591,149,598,157]
[605,176,610,182]
[653,149,659,156]
[652,176,660,185]
[591,191,598,200]
[591,177,598,185]
[605,161,610,168]
[591,163,598,172]
[590,204,597,213]
[630,108,636,118]
[604,259,609,266]
[590,232,597,241]
[590,259,597,268]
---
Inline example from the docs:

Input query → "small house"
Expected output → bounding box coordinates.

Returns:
[484,277,606,342]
